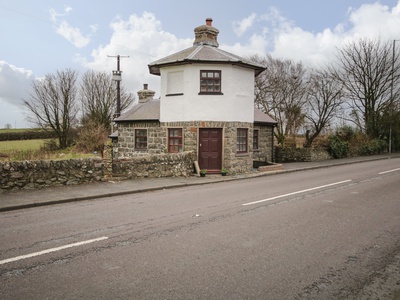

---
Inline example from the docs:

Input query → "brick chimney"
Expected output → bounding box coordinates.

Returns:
[137,84,155,103]
[193,18,219,47]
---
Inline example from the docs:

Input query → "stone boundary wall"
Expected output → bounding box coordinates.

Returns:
[276,147,332,162]
[0,152,197,192]
[0,158,104,192]
[112,151,196,179]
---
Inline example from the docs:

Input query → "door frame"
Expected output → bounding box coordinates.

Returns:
[198,128,223,173]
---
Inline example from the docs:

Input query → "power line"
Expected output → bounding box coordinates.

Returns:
[0,4,52,25]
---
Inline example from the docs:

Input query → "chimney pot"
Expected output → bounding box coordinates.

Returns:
[143,83,148,90]
[206,18,213,26]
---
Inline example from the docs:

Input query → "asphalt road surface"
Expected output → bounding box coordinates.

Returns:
[1,159,400,299]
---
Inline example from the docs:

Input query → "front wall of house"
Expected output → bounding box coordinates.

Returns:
[116,121,260,174]
[115,121,164,157]
[159,64,255,123]
[253,125,275,162]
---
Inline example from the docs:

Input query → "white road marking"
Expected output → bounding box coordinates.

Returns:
[379,168,400,175]
[0,236,108,265]
[242,180,352,206]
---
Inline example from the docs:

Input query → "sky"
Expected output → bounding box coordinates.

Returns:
[1,0,400,128]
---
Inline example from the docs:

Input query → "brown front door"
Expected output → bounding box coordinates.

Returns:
[199,128,222,172]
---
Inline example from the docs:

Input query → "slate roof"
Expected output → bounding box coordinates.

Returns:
[254,108,277,125]
[114,99,160,122]
[148,45,266,76]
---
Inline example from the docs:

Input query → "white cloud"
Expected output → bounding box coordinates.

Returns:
[56,21,90,48]
[49,6,72,23]
[82,12,192,98]
[0,62,35,128]
[0,61,34,106]
[233,13,257,37]
[265,1,400,67]
[49,6,91,48]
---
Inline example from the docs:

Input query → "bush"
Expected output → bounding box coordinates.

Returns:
[359,139,387,155]
[328,135,349,159]
[75,121,109,155]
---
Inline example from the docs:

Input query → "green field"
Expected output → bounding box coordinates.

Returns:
[0,139,45,152]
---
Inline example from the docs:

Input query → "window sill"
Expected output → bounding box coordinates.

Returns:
[198,92,224,95]
[236,152,249,157]
[253,149,260,152]
[166,93,184,97]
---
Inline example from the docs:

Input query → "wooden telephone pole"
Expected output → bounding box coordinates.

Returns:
[108,55,129,118]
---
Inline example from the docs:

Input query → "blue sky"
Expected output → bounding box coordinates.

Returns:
[1,0,400,128]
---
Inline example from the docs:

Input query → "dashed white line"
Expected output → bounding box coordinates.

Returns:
[0,236,108,265]
[379,168,400,175]
[242,180,352,206]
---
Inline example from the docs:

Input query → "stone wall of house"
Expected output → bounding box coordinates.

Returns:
[115,120,268,174]
[112,151,196,178]
[252,125,275,162]
[115,121,164,157]
[161,121,255,174]
[0,158,104,191]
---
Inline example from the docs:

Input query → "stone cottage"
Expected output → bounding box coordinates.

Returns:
[113,18,277,174]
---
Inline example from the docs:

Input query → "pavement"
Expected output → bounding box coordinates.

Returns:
[0,154,399,212]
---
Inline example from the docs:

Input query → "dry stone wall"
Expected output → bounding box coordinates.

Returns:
[0,158,104,191]
[0,152,197,192]
[112,151,196,179]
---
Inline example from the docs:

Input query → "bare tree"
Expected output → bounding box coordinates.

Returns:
[333,38,400,139]
[4,123,12,129]
[252,54,308,146]
[304,69,344,148]
[24,69,79,149]
[80,70,134,132]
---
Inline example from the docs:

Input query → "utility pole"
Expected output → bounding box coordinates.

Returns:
[108,55,129,118]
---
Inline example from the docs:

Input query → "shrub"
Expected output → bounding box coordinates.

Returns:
[328,135,349,159]
[359,139,387,155]
[75,121,109,155]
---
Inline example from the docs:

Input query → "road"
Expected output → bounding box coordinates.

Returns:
[0,159,400,299]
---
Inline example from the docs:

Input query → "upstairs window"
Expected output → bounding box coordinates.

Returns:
[135,129,147,150]
[253,129,259,150]
[168,128,183,153]
[237,128,248,153]
[199,70,222,94]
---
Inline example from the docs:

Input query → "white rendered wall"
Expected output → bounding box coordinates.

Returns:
[159,64,255,123]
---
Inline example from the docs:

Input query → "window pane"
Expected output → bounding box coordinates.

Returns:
[236,129,248,153]
[200,70,221,93]
[168,128,183,153]
[135,129,147,149]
